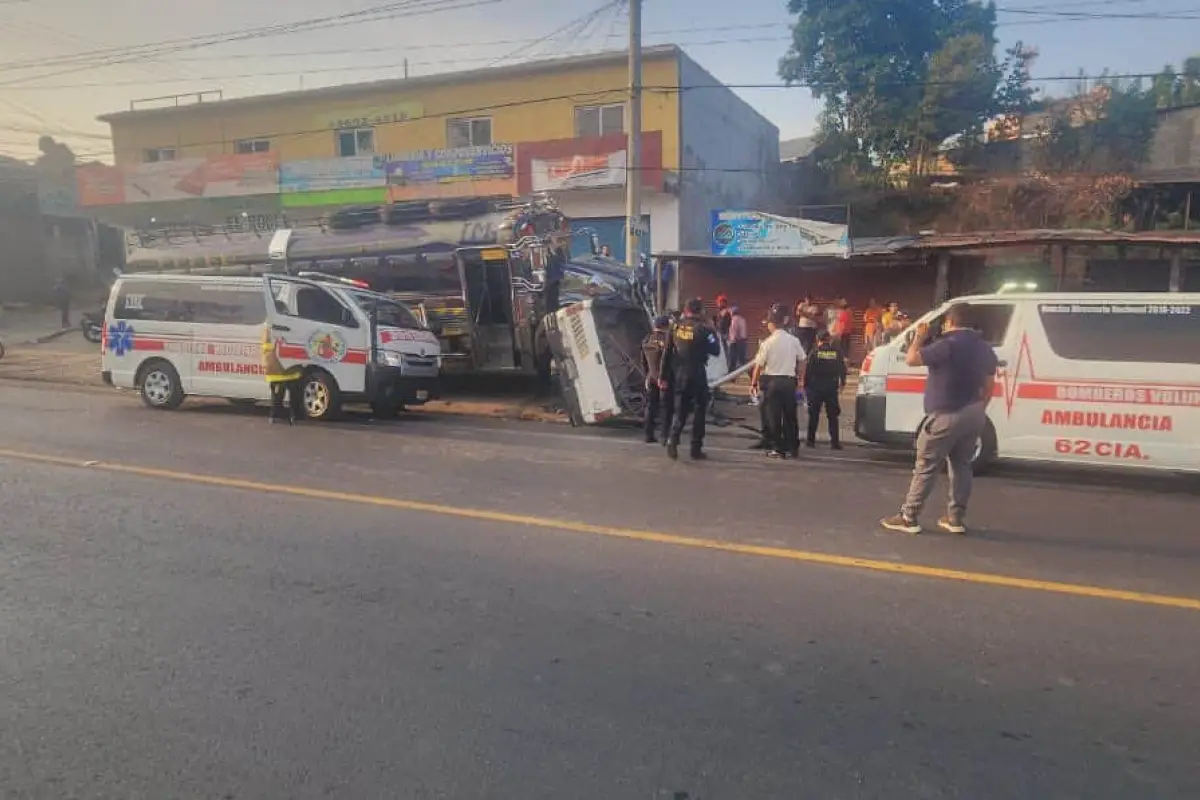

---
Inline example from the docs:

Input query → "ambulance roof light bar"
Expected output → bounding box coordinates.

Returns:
[296,271,370,289]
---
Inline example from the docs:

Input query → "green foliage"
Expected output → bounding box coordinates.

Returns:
[779,0,1033,177]
[1151,57,1200,108]
[1030,81,1159,175]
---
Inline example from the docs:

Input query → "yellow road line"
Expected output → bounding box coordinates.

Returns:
[2,446,1198,612]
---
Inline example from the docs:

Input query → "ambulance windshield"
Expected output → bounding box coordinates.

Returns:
[346,290,425,331]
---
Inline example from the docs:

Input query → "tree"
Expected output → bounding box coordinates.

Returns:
[1030,80,1159,175]
[34,135,77,180]
[779,0,1029,178]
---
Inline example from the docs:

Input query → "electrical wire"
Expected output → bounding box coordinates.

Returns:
[0,70,1163,167]
[0,0,509,83]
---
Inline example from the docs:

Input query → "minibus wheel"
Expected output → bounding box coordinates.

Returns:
[138,359,184,410]
[299,369,341,421]
[971,419,998,473]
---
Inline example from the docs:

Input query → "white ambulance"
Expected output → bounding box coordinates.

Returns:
[100,274,442,420]
[855,292,1200,473]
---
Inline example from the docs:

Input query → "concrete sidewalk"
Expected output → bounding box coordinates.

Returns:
[0,306,76,345]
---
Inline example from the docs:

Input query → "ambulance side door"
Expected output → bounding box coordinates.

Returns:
[188,283,271,400]
[963,301,1020,457]
[263,277,367,393]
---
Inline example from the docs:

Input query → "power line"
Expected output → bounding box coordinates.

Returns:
[0,0,460,72]
[0,39,797,90]
[0,0,508,83]
[86,23,779,64]
[16,71,1164,162]
[2,68,1179,94]
[996,5,1200,18]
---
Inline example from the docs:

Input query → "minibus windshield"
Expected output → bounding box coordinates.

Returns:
[346,290,425,331]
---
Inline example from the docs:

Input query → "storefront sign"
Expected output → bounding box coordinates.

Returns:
[708,210,850,258]
[315,102,423,130]
[385,144,514,185]
[530,150,626,192]
[279,155,386,194]
[77,153,280,206]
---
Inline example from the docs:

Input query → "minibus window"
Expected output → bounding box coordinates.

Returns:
[1038,302,1200,364]
[970,304,1015,346]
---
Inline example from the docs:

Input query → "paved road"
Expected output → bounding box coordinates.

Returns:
[0,383,1197,798]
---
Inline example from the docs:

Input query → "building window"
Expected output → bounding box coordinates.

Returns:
[574,104,624,138]
[143,147,177,163]
[446,117,492,148]
[336,128,374,157]
[235,138,270,154]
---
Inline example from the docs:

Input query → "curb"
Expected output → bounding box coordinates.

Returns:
[26,327,76,345]
[0,374,568,423]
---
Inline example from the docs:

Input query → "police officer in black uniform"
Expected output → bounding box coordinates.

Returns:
[803,329,847,449]
[639,315,673,444]
[661,297,721,460]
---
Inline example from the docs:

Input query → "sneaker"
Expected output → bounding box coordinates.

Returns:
[644,436,658,444]
[880,514,921,535]
[690,449,708,461]
[830,442,844,450]
[937,516,967,535]
[766,450,784,459]
[667,441,679,460]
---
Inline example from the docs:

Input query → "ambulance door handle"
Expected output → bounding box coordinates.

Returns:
[272,323,291,332]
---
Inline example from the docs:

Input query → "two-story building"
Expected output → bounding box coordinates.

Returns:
[81,46,778,263]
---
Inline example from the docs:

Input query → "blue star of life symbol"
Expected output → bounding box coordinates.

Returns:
[107,321,135,356]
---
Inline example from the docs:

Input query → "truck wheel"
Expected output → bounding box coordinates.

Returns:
[138,360,184,410]
[299,369,341,421]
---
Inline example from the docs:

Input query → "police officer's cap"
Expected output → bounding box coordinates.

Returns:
[684,297,704,315]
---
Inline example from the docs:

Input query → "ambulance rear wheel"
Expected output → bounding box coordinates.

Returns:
[138,359,184,410]
[299,369,341,421]
[971,419,998,473]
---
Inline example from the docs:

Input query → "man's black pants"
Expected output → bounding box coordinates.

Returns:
[806,385,841,446]
[644,382,674,441]
[762,375,799,454]
[669,377,708,450]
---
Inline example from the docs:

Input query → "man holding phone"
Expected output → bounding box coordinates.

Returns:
[881,304,997,535]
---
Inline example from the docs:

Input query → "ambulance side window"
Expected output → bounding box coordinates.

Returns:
[969,304,1015,346]
[290,286,358,328]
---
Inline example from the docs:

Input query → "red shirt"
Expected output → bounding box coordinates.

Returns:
[834,309,851,336]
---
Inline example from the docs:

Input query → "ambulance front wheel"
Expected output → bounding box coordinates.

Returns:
[971,419,998,473]
[299,369,342,421]
[138,359,184,410]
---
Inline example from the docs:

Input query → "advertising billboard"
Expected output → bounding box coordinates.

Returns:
[709,210,850,258]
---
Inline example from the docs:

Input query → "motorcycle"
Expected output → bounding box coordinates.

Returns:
[81,310,104,344]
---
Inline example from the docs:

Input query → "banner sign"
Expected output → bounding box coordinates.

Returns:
[77,153,279,206]
[384,144,514,185]
[279,156,385,194]
[530,150,626,192]
[708,210,850,258]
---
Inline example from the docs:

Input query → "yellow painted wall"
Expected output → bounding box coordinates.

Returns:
[108,55,680,170]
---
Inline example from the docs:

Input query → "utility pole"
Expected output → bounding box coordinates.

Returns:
[624,0,642,270]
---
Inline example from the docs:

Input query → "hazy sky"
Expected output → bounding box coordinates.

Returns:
[0,0,1197,162]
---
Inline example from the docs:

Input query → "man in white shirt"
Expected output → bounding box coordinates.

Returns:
[750,304,807,458]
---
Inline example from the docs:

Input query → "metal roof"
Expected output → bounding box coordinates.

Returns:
[97,46,682,123]
[654,228,1200,261]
